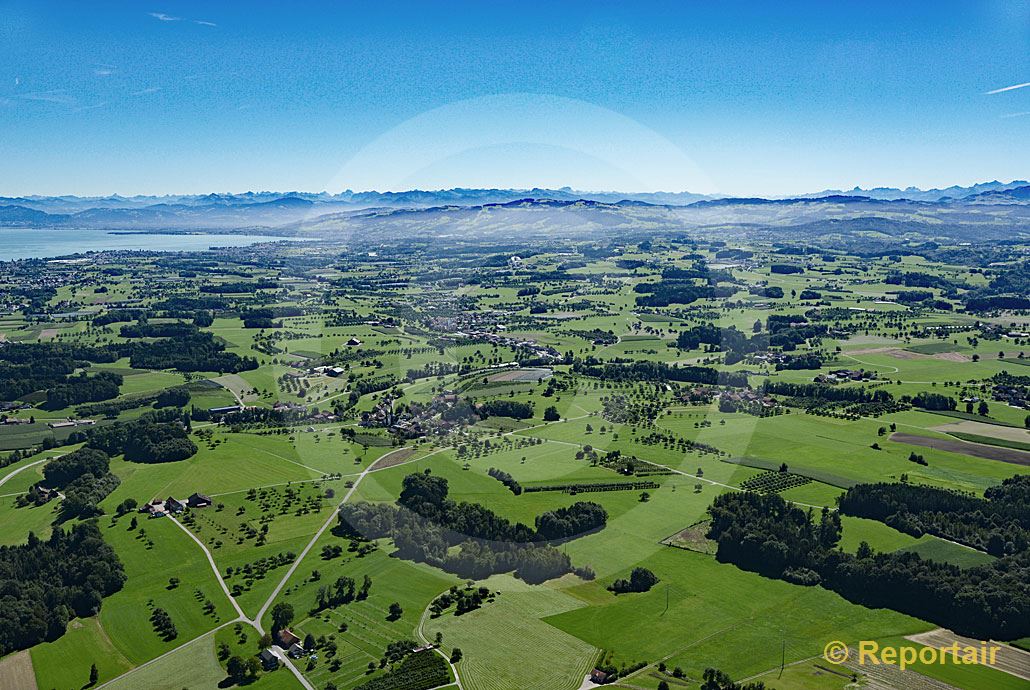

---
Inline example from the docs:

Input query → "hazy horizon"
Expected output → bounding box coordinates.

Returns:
[2,1,1027,198]
[4,178,1029,201]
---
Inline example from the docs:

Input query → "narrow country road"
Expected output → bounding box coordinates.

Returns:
[417,590,464,690]
[168,515,248,621]
[103,444,454,690]
[0,456,54,490]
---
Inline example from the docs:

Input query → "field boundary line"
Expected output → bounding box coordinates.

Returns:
[94,619,236,690]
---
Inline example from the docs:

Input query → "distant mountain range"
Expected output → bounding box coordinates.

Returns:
[0,181,1028,232]
[795,179,1029,201]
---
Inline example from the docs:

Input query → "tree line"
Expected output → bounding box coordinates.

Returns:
[574,359,748,388]
[337,471,603,584]
[0,522,126,656]
[31,447,121,520]
[84,411,197,463]
[761,380,894,404]
[838,477,1029,556]
[707,490,1029,639]
[0,341,118,403]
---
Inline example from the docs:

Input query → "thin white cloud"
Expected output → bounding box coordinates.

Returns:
[986,81,1030,95]
[94,67,115,77]
[72,102,107,113]
[17,90,77,106]
[132,86,162,96]
[1001,111,1030,119]
[150,12,216,26]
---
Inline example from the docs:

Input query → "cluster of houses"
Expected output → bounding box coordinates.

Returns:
[270,401,340,424]
[678,386,719,404]
[442,328,562,363]
[750,352,789,366]
[140,492,212,518]
[259,629,317,670]
[992,382,1029,408]
[719,388,775,407]
[361,390,466,438]
[813,369,876,384]
[258,631,435,673]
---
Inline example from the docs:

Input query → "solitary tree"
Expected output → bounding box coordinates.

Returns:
[271,602,294,632]
[387,602,403,620]
[227,656,246,683]
[89,663,99,686]
[244,657,262,678]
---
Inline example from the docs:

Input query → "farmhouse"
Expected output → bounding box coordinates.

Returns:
[141,500,168,517]
[277,629,300,647]
[187,492,213,508]
[47,418,95,429]
[259,648,281,670]
[35,486,58,502]
[208,405,244,415]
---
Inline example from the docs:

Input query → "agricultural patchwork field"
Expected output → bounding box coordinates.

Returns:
[1,232,1028,690]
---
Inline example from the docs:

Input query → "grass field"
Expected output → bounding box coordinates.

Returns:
[895,538,996,568]
[0,495,57,546]
[30,617,134,690]
[424,576,597,690]
[253,531,458,690]
[838,516,924,553]
[744,661,862,690]
[6,239,1030,690]
[545,548,930,683]
[100,631,231,690]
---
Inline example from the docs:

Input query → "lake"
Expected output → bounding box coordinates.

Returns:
[0,228,302,261]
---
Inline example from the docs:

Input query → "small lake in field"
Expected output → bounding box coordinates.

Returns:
[0,228,304,261]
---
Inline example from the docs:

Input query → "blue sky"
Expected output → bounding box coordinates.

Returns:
[1,0,1027,196]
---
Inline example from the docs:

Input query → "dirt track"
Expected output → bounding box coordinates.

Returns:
[891,433,1030,466]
